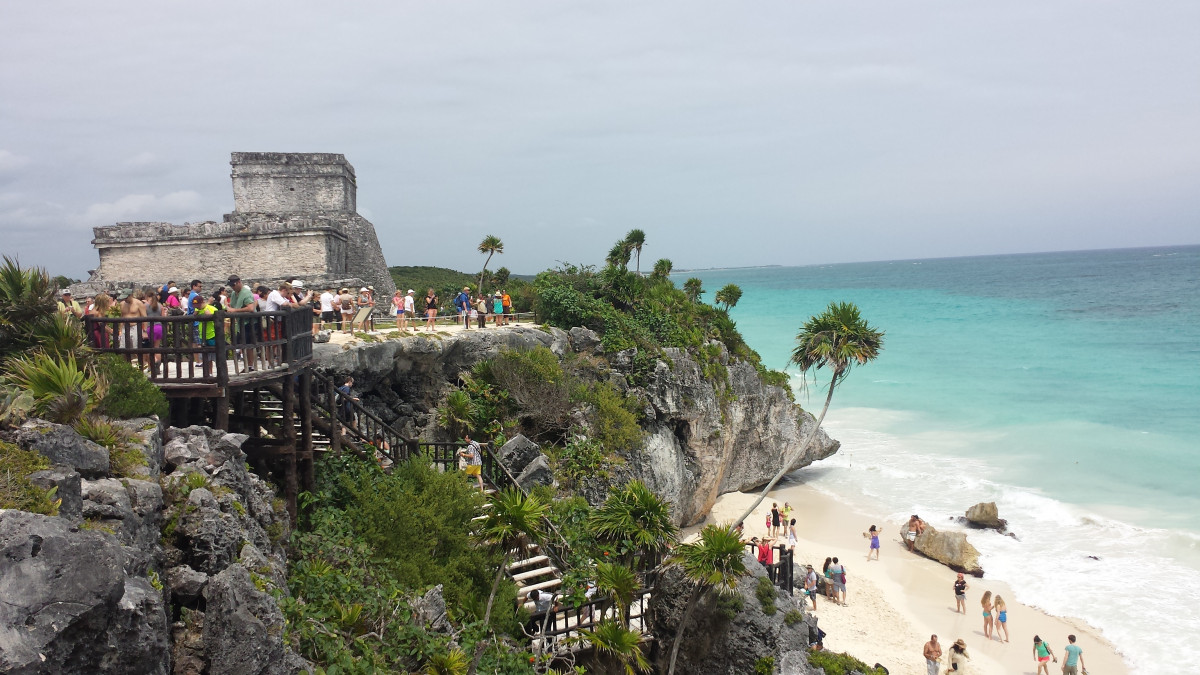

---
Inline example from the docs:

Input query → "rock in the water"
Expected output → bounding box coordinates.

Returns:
[964,501,1007,531]
[15,419,111,478]
[646,552,819,675]
[0,510,169,675]
[203,564,286,675]
[903,523,984,576]
[515,454,554,490]
[28,466,82,518]
[498,434,541,475]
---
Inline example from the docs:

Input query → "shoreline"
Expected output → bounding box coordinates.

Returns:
[684,482,1129,675]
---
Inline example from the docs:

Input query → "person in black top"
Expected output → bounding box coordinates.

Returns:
[953,572,969,614]
[771,502,781,537]
[423,288,438,332]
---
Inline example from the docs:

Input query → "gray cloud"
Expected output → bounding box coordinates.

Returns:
[1,1,1197,278]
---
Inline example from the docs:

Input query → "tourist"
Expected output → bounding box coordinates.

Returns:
[803,564,819,610]
[210,288,225,311]
[159,280,174,305]
[948,638,970,672]
[336,376,359,430]
[770,502,781,537]
[186,280,202,318]
[403,289,415,329]
[457,433,484,493]
[454,286,471,329]
[981,590,994,640]
[526,589,559,634]
[753,537,774,568]
[88,293,114,348]
[994,595,1009,642]
[57,290,82,318]
[319,288,336,330]
[828,556,847,606]
[865,524,880,560]
[143,291,164,373]
[501,289,512,322]
[339,288,355,333]
[922,635,942,675]
[192,294,218,376]
[165,286,183,315]
[119,289,146,351]
[787,518,798,552]
[1032,635,1056,675]
[391,290,404,329]
[356,286,374,331]
[476,294,489,328]
[822,557,836,599]
[953,573,969,614]
[781,501,793,525]
[1061,634,1085,675]
[492,291,503,326]
[423,288,438,331]
[225,275,259,372]
[905,514,926,551]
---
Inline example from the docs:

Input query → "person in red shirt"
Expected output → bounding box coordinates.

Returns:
[753,537,775,567]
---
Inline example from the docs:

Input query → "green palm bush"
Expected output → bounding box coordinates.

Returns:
[574,619,650,675]
[666,524,748,675]
[594,561,640,628]
[4,353,95,424]
[589,480,679,567]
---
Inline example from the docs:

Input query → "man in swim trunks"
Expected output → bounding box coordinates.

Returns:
[923,635,942,675]
[953,572,969,613]
[1061,634,1085,675]
[905,514,926,551]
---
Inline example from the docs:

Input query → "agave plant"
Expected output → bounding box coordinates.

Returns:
[573,619,650,675]
[4,353,96,424]
[424,648,469,675]
[0,256,58,362]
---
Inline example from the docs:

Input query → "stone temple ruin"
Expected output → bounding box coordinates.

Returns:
[80,152,395,297]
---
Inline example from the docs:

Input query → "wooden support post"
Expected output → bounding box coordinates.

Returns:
[282,374,298,523]
[327,381,340,455]
[299,369,314,495]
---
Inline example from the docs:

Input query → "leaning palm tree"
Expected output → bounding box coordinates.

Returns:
[606,241,632,270]
[729,301,883,531]
[713,283,742,312]
[477,235,504,294]
[574,619,650,675]
[594,561,640,628]
[624,229,646,276]
[651,258,673,280]
[589,480,679,569]
[468,487,549,675]
[682,278,704,303]
[666,524,747,675]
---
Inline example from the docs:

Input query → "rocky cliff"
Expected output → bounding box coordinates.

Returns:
[313,325,839,526]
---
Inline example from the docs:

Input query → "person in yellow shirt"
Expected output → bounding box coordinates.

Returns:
[57,290,83,318]
[193,294,219,376]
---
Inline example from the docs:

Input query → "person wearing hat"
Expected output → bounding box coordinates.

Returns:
[57,290,82,318]
[454,286,472,329]
[339,288,356,333]
[492,291,504,326]
[948,638,970,672]
[803,564,819,610]
[403,289,415,327]
[225,275,259,371]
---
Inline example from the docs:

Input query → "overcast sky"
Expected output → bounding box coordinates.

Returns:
[2,1,1198,279]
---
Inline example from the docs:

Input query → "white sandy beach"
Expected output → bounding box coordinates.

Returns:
[685,484,1128,675]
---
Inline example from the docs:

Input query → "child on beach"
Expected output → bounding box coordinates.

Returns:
[994,595,1009,642]
[864,524,880,560]
[1032,635,1056,675]
[981,590,994,640]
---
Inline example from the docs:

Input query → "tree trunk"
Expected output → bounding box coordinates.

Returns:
[478,252,494,295]
[729,369,839,533]
[467,549,510,675]
[667,582,705,675]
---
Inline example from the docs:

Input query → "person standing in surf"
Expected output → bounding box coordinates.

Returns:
[865,525,880,560]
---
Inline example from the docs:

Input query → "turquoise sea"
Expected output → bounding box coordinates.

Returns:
[686,245,1200,673]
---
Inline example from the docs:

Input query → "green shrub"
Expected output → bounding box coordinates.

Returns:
[110,446,148,477]
[754,656,775,675]
[783,608,803,626]
[4,353,95,424]
[93,354,168,419]
[806,650,887,675]
[713,591,744,621]
[572,382,642,454]
[755,576,777,615]
[0,440,58,514]
[554,436,609,486]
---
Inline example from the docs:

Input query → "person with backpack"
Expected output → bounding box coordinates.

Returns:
[457,433,484,493]
[454,286,471,329]
[828,556,848,606]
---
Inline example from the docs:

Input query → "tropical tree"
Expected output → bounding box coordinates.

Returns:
[594,561,640,628]
[588,480,679,568]
[623,229,646,276]
[0,256,59,362]
[574,620,650,675]
[606,241,632,270]
[665,524,748,675]
[477,235,504,294]
[424,648,469,675]
[437,389,477,440]
[651,258,673,280]
[730,301,882,531]
[682,278,704,303]
[713,283,742,312]
[468,487,549,675]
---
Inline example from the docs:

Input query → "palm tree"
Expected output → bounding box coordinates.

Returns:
[574,620,650,675]
[437,390,477,440]
[651,258,673,280]
[713,283,742,312]
[468,487,548,675]
[0,256,58,362]
[682,278,704,303]
[606,241,632,270]
[477,235,504,294]
[624,229,646,276]
[589,480,679,568]
[594,561,640,628]
[729,301,883,531]
[666,524,747,675]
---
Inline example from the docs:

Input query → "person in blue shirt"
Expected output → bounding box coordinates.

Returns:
[454,286,471,329]
[1062,634,1085,675]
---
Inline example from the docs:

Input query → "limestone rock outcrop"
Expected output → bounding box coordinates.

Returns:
[15,418,111,477]
[964,501,1007,531]
[903,523,984,576]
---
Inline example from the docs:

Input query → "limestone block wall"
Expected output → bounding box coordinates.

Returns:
[343,216,396,298]
[231,152,356,214]
[96,232,336,285]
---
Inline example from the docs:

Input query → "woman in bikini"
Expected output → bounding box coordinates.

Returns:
[423,288,438,331]
[981,590,994,640]
[993,595,1009,642]
[1032,635,1055,675]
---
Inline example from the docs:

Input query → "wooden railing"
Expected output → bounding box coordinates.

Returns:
[84,307,314,387]
[745,542,795,595]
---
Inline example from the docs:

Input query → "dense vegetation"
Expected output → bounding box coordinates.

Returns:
[388,265,535,314]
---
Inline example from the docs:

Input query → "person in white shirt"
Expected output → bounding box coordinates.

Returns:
[402,290,415,330]
[265,283,292,311]
[319,289,336,329]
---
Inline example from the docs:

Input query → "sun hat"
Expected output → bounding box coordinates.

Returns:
[407,289,414,294]
[953,639,966,648]
[293,280,305,289]
[360,287,368,292]
[61,289,71,295]
[167,286,180,294]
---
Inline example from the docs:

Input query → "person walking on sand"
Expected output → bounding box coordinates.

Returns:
[981,590,994,640]
[1061,634,1085,675]
[865,525,880,560]
[770,503,781,537]
[828,556,848,606]
[948,638,970,672]
[922,635,942,675]
[953,573,969,614]
[787,518,798,551]
[905,514,926,551]
[993,595,1009,642]
[1032,635,1056,675]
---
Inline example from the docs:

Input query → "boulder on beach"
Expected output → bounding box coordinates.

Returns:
[901,523,984,577]
[964,501,1006,530]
